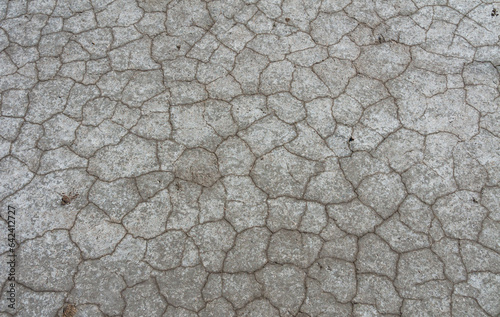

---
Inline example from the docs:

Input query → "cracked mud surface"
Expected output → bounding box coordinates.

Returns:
[0,0,500,316]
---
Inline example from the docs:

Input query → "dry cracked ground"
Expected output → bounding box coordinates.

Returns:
[0,0,500,316]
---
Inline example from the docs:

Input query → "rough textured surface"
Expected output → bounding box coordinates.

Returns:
[1,0,499,316]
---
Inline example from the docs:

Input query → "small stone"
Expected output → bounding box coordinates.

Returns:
[62,304,77,317]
